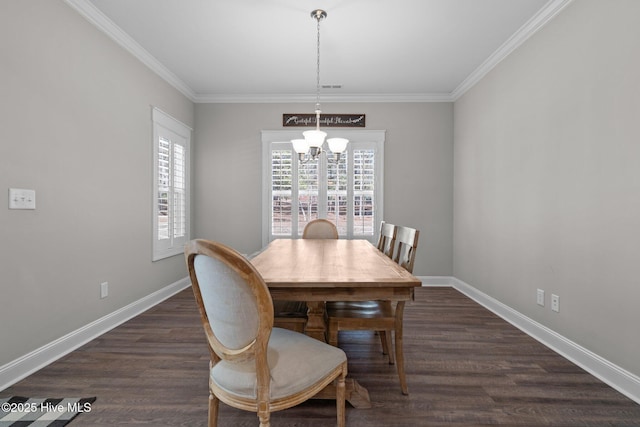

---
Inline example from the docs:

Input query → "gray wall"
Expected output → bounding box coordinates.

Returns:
[194,102,454,276]
[13,0,634,389]
[453,0,640,377]
[0,0,194,366]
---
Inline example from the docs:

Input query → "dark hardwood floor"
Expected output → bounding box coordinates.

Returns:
[3,287,639,426]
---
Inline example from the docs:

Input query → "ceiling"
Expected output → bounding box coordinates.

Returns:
[67,0,571,103]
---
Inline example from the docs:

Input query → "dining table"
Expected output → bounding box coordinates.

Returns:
[250,238,422,408]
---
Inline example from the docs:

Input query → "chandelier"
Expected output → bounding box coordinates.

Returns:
[292,9,348,163]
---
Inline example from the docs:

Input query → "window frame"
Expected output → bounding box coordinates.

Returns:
[261,129,385,246]
[152,108,192,261]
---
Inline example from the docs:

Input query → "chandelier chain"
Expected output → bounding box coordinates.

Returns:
[315,13,321,111]
[291,9,347,164]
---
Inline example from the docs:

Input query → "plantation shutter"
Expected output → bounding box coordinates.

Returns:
[152,108,191,261]
[271,149,293,236]
[297,158,320,236]
[352,149,375,237]
[263,133,383,243]
[327,152,348,236]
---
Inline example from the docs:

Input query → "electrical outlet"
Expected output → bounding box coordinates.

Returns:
[9,188,36,210]
[100,282,109,299]
[551,294,560,312]
[537,289,545,306]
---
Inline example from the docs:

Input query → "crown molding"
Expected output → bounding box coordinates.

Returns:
[451,0,575,101]
[65,0,572,105]
[63,0,198,102]
[193,92,454,104]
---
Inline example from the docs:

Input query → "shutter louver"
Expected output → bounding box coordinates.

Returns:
[298,159,320,235]
[272,150,293,236]
[157,138,171,241]
[172,143,186,239]
[353,149,375,236]
[327,152,348,235]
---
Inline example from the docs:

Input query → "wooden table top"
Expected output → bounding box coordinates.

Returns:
[252,239,420,404]
[251,239,421,289]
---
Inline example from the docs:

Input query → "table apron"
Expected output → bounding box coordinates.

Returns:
[267,287,415,302]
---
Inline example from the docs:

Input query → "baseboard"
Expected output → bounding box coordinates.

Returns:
[417,276,454,287]
[446,276,640,405]
[0,277,191,391]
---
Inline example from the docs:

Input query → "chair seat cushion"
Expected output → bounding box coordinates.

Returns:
[211,327,346,400]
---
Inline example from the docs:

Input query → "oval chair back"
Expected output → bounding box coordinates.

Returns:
[302,218,339,239]
[185,239,347,427]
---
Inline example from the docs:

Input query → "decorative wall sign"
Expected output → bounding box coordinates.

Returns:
[283,114,366,128]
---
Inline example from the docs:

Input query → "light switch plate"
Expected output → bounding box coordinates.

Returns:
[9,188,36,210]
[100,282,109,299]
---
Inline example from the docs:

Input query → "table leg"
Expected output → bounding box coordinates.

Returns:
[304,300,373,408]
[395,300,409,395]
[304,301,327,342]
[345,379,372,408]
[315,379,372,409]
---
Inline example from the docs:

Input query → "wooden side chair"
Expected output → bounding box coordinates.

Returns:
[376,221,397,258]
[185,239,347,427]
[326,225,419,395]
[392,226,420,274]
[302,218,339,239]
[332,221,397,359]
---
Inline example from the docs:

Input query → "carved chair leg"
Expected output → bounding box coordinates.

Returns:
[208,391,219,427]
[257,400,271,427]
[379,331,389,355]
[380,330,395,364]
[336,366,347,427]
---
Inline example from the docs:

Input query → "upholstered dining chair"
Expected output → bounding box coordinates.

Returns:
[185,239,347,427]
[302,218,339,239]
[326,225,420,395]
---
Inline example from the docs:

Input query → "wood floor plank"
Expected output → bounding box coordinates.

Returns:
[2,287,639,426]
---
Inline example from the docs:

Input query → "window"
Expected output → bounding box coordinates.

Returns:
[152,108,191,261]
[262,130,384,245]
